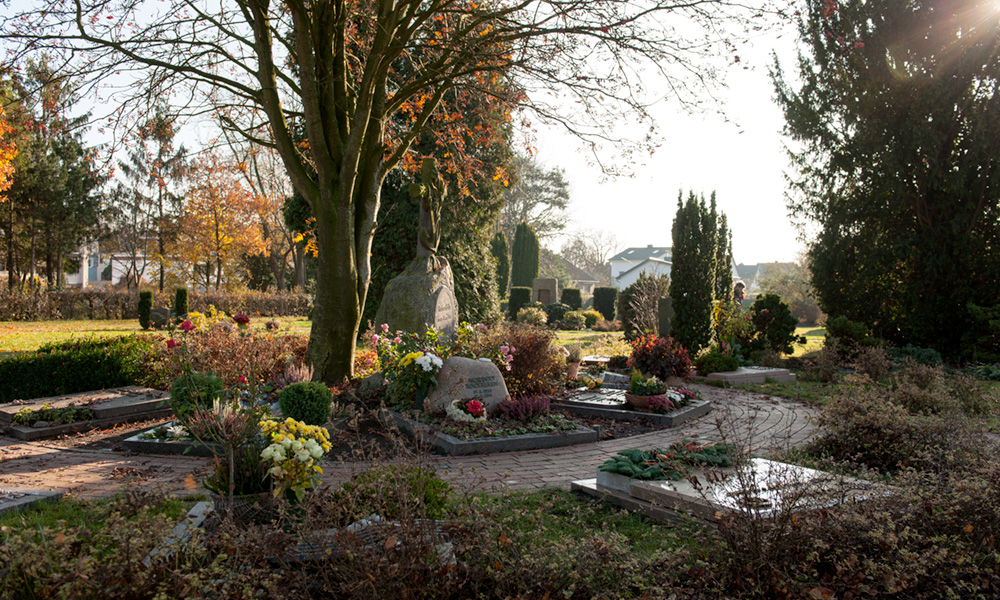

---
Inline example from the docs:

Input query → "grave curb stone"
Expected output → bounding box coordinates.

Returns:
[382,410,599,456]
[0,488,63,517]
[554,399,711,427]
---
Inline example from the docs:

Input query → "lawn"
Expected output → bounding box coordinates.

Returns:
[553,330,630,356]
[0,316,312,353]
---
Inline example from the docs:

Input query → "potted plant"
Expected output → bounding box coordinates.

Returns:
[624,369,668,409]
[565,344,583,379]
[626,334,691,385]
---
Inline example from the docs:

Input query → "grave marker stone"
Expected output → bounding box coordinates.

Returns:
[425,357,510,414]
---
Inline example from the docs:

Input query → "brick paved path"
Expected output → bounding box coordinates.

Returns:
[0,384,818,499]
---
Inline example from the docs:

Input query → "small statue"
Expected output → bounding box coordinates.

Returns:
[408,157,446,260]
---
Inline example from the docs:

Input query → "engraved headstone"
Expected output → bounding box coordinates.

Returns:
[425,357,510,415]
[150,307,171,329]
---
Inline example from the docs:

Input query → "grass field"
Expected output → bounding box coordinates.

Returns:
[0,316,312,353]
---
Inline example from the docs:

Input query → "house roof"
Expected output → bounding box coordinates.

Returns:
[736,263,760,281]
[609,245,671,263]
[562,259,597,283]
[615,256,672,281]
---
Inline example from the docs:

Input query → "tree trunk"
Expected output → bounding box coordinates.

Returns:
[307,199,362,383]
[56,250,64,288]
[293,244,305,291]
[269,251,285,292]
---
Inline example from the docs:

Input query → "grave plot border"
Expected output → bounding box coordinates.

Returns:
[0,488,64,517]
[553,399,711,427]
[383,410,599,456]
[3,409,173,441]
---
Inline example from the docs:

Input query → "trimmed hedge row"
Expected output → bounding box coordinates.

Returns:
[0,336,158,403]
[0,289,311,321]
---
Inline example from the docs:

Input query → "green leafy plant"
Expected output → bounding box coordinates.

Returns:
[516,306,547,326]
[544,302,570,323]
[278,381,333,426]
[694,351,739,375]
[581,309,602,328]
[508,286,532,320]
[749,294,799,355]
[561,310,586,330]
[12,404,95,426]
[168,371,225,419]
[593,286,617,321]
[629,370,667,396]
[599,441,735,480]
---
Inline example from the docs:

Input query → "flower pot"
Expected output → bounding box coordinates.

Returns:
[567,361,581,379]
[415,384,429,412]
[624,393,650,409]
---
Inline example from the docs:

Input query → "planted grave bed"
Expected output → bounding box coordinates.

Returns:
[553,373,711,427]
[383,409,599,456]
[0,387,172,441]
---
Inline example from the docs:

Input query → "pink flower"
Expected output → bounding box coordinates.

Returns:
[500,345,509,355]
[166,339,179,349]
[381,323,389,333]
[477,323,488,332]
[233,313,251,326]
[179,320,195,332]
[393,337,402,344]
[238,375,247,384]
[371,334,380,346]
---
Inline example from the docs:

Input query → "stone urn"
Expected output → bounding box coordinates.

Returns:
[566,362,581,379]
[624,392,652,409]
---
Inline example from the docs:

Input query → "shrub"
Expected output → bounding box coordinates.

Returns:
[852,345,893,381]
[825,314,881,352]
[278,381,333,426]
[581,309,602,328]
[593,286,617,321]
[174,287,189,318]
[168,371,225,419]
[561,310,586,329]
[812,372,991,473]
[560,287,582,310]
[0,336,158,403]
[494,323,563,397]
[151,327,309,389]
[693,351,738,375]
[498,395,551,421]
[749,294,799,355]
[608,355,630,371]
[508,286,532,320]
[138,291,152,329]
[516,306,547,326]
[620,273,670,342]
[544,302,570,323]
[627,334,691,379]
[592,318,621,332]
[963,301,1000,363]
[889,343,943,366]
[335,464,451,522]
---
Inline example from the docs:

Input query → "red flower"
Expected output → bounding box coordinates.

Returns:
[238,375,247,384]
[166,339,179,349]
[464,399,484,417]
[179,320,195,332]
[233,313,251,326]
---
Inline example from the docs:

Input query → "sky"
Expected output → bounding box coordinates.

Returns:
[534,27,805,266]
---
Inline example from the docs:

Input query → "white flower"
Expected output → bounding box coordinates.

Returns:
[167,425,188,438]
[281,437,293,449]
[261,446,275,461]
[291,439,304,452]
[445,399,487,423]
[415,353,443,372]
[310,445,324,459]
[296,449,311,463]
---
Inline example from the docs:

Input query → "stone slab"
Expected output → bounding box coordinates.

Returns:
[425,357,510,414]
[0,487,63,517]
[571,478,688,525]
[143,501,213,567]
[554,399,712,427]
[0,387,170,422]
[692,367,796,385]
[612,458,882,522]
[384,410,599,456]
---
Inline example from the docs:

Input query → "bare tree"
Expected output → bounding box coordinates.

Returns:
[2,0,779,381]
[497,153,570,242]
[560,228,621,285]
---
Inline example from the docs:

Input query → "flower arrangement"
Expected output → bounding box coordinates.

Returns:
[712,299,756,358]
[629,370,667,396]
[259,417,333,501]
[446,397,487,422]
[627,334,692,379]
[577,374,603,389]
[645,395,675,414]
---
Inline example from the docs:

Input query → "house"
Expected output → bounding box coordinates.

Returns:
[563,260,599,295]
[64,242,152,288]
[609,245,672,289]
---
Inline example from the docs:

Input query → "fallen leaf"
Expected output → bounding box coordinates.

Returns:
[498,534,510,546]
[966,524,974,533]
[384,536,398,550]
[184,474,197,490]
[809,586,833,599]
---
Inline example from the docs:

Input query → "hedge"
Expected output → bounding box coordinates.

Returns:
[0,289,312,321]
[0,336,158,403]
[593,287,617,321]
[508,287,532,320]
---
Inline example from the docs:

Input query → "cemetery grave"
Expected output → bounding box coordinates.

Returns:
[0,387,172,441]
[573,456,883,524]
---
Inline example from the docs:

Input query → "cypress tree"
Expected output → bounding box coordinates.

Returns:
[490,230,510,297]
[670,191,717,353]
[593,287,617,321]
[715,210,734,301]
[510,221,540,288]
